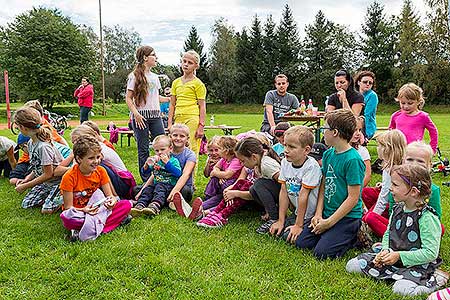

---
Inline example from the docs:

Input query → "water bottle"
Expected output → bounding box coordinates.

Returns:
[300,99,306,114]
[307,99,313,115]
[210,114,215,126]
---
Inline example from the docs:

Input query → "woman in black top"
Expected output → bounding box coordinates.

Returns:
[326,69,364,116]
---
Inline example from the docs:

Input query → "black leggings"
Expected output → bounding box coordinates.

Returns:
[249,178,281,220]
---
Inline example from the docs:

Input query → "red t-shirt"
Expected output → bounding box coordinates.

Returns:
[60,164,109,208]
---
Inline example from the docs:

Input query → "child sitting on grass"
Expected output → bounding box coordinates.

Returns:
[362,130,406,238]
[351,116,371,187]
[60,135,131,242]
[272,122,291,159]
[175,136,242,219]
[203,136,221,178]
[346,164,443,297]
[131,135,182,216]
[0,136,17,178]
[295,109,365,259]
[269,126,322,244]
[13,107,64,214]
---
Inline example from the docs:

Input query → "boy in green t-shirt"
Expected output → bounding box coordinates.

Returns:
[295,109,365,259]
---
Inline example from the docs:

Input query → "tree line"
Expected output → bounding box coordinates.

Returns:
[0,0,449,107]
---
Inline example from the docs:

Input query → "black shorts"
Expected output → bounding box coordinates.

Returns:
[9,162,30,180]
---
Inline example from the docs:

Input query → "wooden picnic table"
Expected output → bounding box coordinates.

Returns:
[100,129,134,147]
[204,125,242,135]
[281,114,324,142]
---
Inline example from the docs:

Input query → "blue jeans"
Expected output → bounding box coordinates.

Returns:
[132,117,165,182]
[79,106,91,124]
[295,217,361,259]
[136,182,174,207]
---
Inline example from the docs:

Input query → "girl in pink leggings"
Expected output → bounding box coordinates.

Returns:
[59,135,131,242]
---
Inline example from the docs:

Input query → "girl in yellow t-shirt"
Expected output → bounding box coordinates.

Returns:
[168,50,207,156]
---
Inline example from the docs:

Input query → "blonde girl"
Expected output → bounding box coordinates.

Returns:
[362,129,406,237]
[13,107,64,213]
[168,50,207,157]
[203,136,221,177]
[167,124,197,206]
[347,164,443,297]
[389,83,438,153]
[126,45,166,181]
[389,141,443,233]
[350,116,371,187]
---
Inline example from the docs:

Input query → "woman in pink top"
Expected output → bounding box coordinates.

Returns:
[74,77,94,124]
[389,83,438,153]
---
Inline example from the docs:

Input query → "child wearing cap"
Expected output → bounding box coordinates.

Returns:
[0,136,17,178]
[272,122,291,159]
[309,142,328,167]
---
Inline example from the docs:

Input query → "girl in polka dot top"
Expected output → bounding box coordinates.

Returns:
[346,164,443,297]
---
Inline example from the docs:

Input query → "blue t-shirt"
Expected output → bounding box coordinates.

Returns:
[322,147,365,219]
[363,89,378,139]
[160,102,169,115]
[172,147,197,188]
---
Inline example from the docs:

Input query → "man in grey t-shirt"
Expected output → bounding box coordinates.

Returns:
[260,74,299,135]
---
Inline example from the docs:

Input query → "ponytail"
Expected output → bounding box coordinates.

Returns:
[261,142,281,164]
[36,125,52,143]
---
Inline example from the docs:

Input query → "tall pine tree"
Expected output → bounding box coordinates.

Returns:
[183,26,208,84]
[359,1,398,102]
[208,18,238,104]
[276,4,301,90]
[262,15,278,93]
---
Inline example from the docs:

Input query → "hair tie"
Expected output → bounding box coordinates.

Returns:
[398,174,411,186]
[35,124,41,129]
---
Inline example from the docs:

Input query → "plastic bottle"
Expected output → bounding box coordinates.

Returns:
[210,114,215,126]
[307,99,313,115]
[300,99,306,115]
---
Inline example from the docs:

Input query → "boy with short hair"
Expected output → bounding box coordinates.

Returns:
[295,109,365,259]
[131,135,182,216]
[269,126,322,244]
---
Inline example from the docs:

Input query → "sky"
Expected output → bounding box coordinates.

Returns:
[0,0,429,65]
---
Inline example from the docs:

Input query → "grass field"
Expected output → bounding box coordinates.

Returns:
[0,107,449,299]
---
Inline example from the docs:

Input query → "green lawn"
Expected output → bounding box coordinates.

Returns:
[0,110,449,299]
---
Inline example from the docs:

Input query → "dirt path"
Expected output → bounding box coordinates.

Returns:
[0,119,126,130]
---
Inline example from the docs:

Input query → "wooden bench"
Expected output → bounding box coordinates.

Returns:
[204,125,242,135]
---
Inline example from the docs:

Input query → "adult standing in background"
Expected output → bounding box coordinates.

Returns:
[260,74,299,135]
[355,71,378,139]
[168,50,206,157]
[126,45,165,182]
[74,77,94,124]
[326,69,364,116]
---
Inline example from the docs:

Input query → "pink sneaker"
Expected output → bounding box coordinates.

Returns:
[172,192,191,218]
[196,212,228,228]
[188,197,203,220]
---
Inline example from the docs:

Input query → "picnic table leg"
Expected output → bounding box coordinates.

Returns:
[120,133,123,147]
[223,129,231,135]
[128,133,132,147]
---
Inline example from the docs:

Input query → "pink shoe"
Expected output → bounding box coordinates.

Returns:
[196,212,228,228]
[172,192,191,218]
[188,197,203,220]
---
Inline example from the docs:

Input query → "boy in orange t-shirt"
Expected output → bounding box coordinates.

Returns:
[59,135,131,242]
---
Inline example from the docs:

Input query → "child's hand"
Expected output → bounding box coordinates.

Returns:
[104,196,118,209]
[15,183,27,193]
[223,189,237,202]
[380,251,400,266]
[286,224,303,244]
[311,217,331,235]
[269,220,284,237]
[145,156,158,168]
[374,249,389,267]
[310,215,322,229]
[82,205,99,215]
[159,153,169,164]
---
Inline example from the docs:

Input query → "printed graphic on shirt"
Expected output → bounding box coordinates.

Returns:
[325,164,337,202]
[285,177,301,199]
